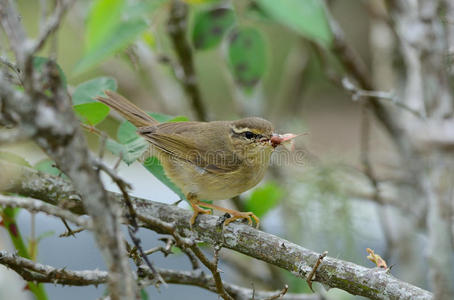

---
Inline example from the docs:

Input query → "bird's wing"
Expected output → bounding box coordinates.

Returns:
[138,122,241,174]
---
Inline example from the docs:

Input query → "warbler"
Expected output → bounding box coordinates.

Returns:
[97,91,296,227]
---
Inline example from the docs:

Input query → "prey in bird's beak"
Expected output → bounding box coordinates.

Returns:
[270,133,300,150]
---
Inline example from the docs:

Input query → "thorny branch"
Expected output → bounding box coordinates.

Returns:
[305,251,327,292]
[0,250,107,286]
[94,157,165,285]
[0,161,433,300]
[0,250,318,300]
[190,244,234,300]
[0,1,137,298]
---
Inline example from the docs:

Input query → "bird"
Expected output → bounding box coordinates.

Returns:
[96,91,296,227]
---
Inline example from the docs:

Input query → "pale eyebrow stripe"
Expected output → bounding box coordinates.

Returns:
[230,126,259,134]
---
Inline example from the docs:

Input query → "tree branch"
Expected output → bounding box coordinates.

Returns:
[0,250,319,300]
[0,1,137,298]
[1,160,433,300]
[325,6,407,154]
[0,194,91,229]
[29,0,76,54]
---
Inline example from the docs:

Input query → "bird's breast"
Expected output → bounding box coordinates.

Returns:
[160,153,271,201]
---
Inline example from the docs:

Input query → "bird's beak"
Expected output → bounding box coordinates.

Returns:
[270,133,299,149]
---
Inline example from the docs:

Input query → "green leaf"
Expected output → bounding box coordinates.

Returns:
[166,115,189,122]
[73,102,110,125]
[117,120,139,144]
[86,0,125,51]
[140,289,149,300]
[171,246,182,254]
[0,151,31,167]
[244,182,283,218]
[143,156,185,199]
[72,77,117,105]
[185,0,219,4]
[106,138,149,165]
[33,56,67,88]
[117,114,188,144]
[228,27,266,88]
[34,159,67,179]
[72,77,116,125]
[123,0,168,19]
[254,0,332,46]
[75,19,148,74]
[192,7,235,50]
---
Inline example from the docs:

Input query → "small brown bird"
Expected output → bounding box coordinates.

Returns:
[97,91,296,227]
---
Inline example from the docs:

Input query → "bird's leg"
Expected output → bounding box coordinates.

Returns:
[188,193,212,227]
[195,202,260,228]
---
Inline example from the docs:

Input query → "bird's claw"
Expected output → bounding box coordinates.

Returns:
[189,205,212,228]
[224,211,260,228]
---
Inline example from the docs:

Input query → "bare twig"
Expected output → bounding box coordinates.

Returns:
[137,210,232,299]
[0,194,91,228]
[262,284,289,300]
[59,218,76,238]
[59,227,85,238]
[306,251,327,292]
[0,250,108,286]
[0,250,318,299]
[342,77,423,119]
[29,0,76,54]
[94,158,165,286]
[190,244,234,300]
[144,238,174,256]
[325,7,406,153]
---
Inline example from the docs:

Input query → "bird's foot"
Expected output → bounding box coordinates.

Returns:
[224,211,260,228]
[189,205,212,228]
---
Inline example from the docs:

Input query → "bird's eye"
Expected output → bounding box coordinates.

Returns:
[244,131,255,139]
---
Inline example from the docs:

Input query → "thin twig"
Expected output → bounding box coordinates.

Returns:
[144,238,174,256]
[342,77,423,119]
[59,218,77,238]
[190,244,234,300]
[94,158,165,286]
[262,284,289,300]
[324,7,405,153]
[59,227,85,238]
[136,212,232,299]
[306,251,327,292]
[0,194,91,228]
[180,246,200,270]
[29,0,76,54]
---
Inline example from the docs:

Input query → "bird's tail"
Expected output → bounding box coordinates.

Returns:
[96,90,158,127]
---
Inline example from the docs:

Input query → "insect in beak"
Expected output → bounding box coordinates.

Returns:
[270,133,300,150]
